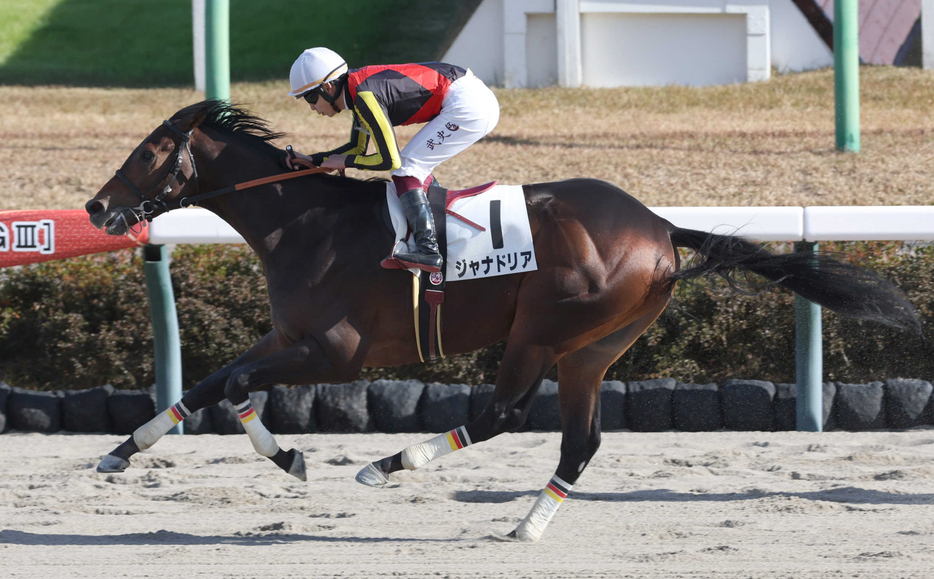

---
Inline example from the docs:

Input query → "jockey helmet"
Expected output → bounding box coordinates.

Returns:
[287,47,348,98]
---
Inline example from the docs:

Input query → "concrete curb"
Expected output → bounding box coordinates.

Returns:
[2,378,933,434]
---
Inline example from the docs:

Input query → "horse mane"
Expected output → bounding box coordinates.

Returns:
[172,99,284,159]
[172,100,390,188]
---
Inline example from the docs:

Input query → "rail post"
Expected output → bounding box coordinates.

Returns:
[794,241,823,432]
[205,0,230,102]
[834,0,860,152]
[192,0,206,91]
[144,244,183,435]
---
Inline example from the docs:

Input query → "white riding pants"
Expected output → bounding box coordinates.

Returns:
[391,70,500,184]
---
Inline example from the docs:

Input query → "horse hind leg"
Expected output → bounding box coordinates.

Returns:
[505,298,669,542]
[355,275,668,490]
[356,340,558,486]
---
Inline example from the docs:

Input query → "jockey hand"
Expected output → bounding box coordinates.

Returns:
[285,151,319,171]
[320,155,348,170]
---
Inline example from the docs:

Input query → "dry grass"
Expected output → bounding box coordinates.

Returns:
[2,66,933,211]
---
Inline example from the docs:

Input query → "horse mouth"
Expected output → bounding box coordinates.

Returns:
[100,210,133,236]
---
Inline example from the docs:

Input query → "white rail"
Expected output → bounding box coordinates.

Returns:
[148,206,934,244]
[139,204,934,434]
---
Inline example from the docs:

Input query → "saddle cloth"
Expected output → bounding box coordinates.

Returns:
[385,181,538,281]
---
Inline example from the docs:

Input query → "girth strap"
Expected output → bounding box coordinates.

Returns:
[414,179,449,362]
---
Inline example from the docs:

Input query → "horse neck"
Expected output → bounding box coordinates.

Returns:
[189,128,383,261]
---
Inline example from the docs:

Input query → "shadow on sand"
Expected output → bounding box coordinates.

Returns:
[0,528,456,546]
[452,486,934,506]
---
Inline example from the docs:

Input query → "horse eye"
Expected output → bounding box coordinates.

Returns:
[141,150,155,162]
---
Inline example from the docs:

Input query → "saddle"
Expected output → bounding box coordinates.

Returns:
[380,177,498,362]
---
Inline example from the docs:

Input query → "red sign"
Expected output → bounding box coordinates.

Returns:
[0,210,148,268]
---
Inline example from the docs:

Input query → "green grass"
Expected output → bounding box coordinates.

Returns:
[0,0,59,61]
[0,0,478,87]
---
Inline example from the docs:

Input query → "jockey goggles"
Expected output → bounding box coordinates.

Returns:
[301,88,322,104]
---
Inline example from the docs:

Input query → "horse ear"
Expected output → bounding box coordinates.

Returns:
[175,107,209,133]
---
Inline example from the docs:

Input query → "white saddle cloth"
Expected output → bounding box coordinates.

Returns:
[385,183,538,281]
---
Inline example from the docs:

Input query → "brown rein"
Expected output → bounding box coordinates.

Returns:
[167,165,338,210]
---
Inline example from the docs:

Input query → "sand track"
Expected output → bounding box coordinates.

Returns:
[2,430,934,578]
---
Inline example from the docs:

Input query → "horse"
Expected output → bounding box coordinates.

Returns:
[85,100,920,542]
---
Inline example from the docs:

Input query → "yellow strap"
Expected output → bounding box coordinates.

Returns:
[412,274,424,363]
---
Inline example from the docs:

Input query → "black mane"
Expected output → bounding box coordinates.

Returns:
[174,99,284,158]
[172,100,387,187]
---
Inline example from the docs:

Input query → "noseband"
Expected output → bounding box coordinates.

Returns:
[113,119,200,232]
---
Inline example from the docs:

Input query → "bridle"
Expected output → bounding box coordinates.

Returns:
[111,119,333,235]
[113,120,199,234]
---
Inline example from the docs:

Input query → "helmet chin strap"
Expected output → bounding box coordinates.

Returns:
[320,75,347,111]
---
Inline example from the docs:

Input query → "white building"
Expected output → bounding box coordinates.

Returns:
[442,0,919,88]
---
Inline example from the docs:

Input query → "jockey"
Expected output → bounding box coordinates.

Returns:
[286,47,500,273]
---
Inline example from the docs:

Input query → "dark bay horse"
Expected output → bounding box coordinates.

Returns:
[86,100,919,542]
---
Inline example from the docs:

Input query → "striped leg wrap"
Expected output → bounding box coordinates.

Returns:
[236,399,280,458]
[133,401,191,451]
[513,475,573,542]
[401,426,472,470]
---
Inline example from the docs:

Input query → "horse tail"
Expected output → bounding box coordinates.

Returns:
[667,226,922,334]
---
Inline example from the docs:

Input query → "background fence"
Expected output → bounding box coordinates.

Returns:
[3,204,933,435]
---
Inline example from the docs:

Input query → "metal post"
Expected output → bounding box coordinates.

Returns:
[795,241,822,432]
[144,245,183,435]
[556,0,582,87]
[192,0,206,92]
[924,0,934,70]
[833,0,860,152]
[205,0,230,102]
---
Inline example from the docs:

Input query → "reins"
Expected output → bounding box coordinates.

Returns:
[164,165,335,211]
[114,118,336,233]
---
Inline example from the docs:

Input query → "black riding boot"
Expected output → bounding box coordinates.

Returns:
[393,187,443,273]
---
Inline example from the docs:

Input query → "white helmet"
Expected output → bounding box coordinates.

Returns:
[287,47,348,97]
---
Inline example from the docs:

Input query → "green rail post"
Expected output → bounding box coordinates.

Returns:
[794,241,823,432]
[834,0,860,152]
[144,245,183,435]
[205,0,230,102]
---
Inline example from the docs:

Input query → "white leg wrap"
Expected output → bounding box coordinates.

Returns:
[237,401,279,458]
[512,475,573,542]
[132,409,176,451]
[401,431,458,470]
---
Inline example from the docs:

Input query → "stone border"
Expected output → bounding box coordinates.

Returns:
[1,378,932,435]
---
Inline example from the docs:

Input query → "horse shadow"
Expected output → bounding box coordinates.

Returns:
[451,487,934,506]
[0,529,442,547]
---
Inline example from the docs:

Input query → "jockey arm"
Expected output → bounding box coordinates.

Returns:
[310,117,369,166]
[340,91,402,172]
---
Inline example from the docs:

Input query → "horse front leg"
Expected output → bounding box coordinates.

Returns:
[96,330,286,473]
[221,330,363,481]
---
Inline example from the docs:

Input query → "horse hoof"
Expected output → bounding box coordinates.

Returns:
[355,463,389,487]
[488,530,528,542]
[287,449,307,481]
[502,528,539,542]
[96,454,130,473]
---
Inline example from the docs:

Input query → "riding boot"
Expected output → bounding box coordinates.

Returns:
[392,187,443,273]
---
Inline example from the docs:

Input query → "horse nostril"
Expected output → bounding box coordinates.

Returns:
[86,199,105,215]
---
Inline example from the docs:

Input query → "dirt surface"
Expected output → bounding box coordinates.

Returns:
[2,430,934,578]
[1,67,933,212]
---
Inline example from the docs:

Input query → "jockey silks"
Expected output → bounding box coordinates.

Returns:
[317,63,499,182]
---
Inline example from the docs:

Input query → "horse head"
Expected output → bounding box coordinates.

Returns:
[86,103,210,236]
